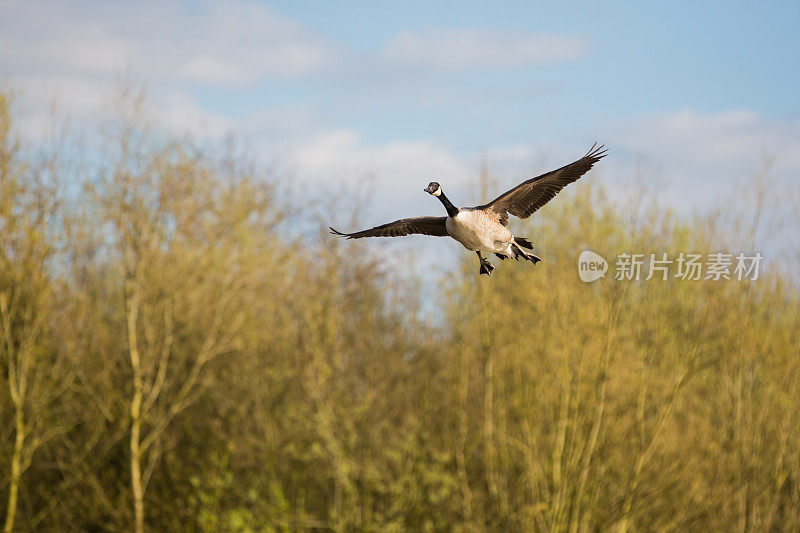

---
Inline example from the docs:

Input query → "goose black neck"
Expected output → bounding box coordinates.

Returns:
[437,191,459,217]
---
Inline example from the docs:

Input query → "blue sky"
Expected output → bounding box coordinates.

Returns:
[2,0,799,234]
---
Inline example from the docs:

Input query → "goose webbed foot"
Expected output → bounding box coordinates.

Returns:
[476,252,494,276]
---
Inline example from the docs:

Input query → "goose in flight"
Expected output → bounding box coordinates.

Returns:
[331,143,607,276]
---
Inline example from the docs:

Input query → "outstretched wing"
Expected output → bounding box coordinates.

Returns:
[330,216,448,239]
[481,143,608,222]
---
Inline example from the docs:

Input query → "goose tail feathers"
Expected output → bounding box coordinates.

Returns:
[514,237,534,250]
[511,239,541,265]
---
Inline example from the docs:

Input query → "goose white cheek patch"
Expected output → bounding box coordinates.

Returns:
[432,188,442,197]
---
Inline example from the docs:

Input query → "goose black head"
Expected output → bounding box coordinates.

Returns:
[424,181,442,197]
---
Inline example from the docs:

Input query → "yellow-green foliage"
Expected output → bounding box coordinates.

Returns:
[441,184,800,531]
[1,91,799,532]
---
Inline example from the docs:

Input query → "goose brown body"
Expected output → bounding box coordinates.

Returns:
[446,208,513,254]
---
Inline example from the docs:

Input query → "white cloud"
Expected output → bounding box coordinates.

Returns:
[609,109,800,187]
[0,0,332,89]
[2,1,795,225]
[290,130,470,196]
[383,29,586,70]
[0,0,334,141]
[569,109,800,231]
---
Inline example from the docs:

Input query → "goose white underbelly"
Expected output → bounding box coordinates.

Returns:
[446,210,513,253]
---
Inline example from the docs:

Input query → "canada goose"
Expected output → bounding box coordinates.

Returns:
[331,143,607,276]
